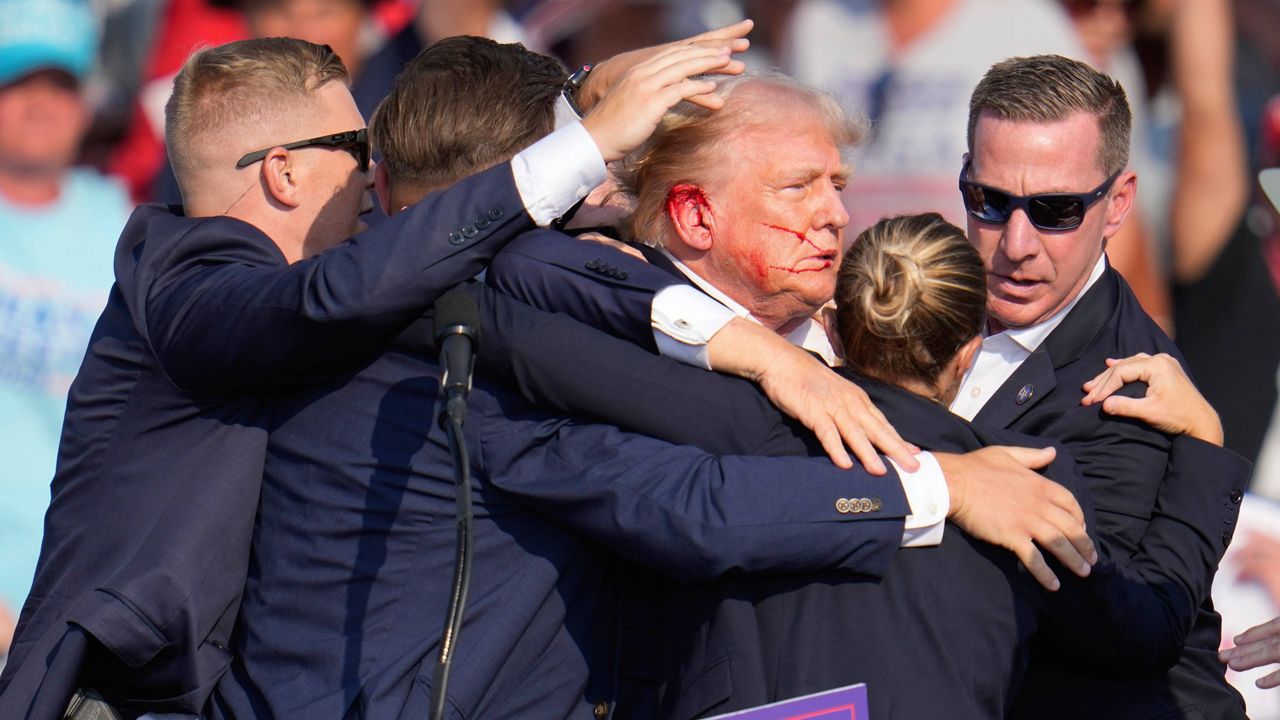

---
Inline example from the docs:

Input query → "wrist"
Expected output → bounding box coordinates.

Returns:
[563,63,596,116]
[934,452,965,518]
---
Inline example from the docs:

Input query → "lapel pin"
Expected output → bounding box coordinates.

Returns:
[1016,384,1034,405]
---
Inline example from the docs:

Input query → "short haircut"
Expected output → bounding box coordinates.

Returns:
[967,54,1132,176]
[165,38,348,191]
[615,73,868,246]
[369,36,566,198]
[836,213,986,390]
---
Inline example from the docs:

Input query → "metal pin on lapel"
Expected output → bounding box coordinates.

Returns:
[1016,384,1034,405]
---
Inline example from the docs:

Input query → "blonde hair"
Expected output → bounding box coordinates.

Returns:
[836,213,986,389]
[165,38,349,193]
[614,73,867,245]
[968,54,1131,176]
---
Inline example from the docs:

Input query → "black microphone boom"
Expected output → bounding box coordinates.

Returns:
[429,287,480,720]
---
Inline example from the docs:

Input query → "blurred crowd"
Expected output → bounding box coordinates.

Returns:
[3,0,1280,703]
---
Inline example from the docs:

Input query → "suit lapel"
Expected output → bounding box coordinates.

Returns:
[973,264,1121,430]
[974,346,1058,429]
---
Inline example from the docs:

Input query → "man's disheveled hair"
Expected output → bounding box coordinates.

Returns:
[615,74,868,246]
[836,213,987,392]
[968,54,1132,176]
[166,38,348,194]
[370,36,566,200]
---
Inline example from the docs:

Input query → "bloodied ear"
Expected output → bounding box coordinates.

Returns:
[665,183,715,251]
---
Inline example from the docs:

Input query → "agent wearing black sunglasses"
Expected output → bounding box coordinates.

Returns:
[956,55,1247,720]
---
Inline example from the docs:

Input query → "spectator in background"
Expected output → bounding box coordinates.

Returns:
[780,0,1170,325]
[0,0,131,664]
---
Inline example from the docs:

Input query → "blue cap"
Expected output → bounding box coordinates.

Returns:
[0,0,97,86]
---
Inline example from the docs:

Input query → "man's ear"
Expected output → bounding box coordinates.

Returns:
[374,162,393,216]
[665,183,715,251]
[1102,170,1137,241]
[261,147,302,208]
[953,334,983,383]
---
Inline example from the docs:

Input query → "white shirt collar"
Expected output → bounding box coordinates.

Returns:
[659,248,839,366]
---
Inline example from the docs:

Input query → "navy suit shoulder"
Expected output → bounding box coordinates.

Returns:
[0,163,534,720]
[488,228,680,352]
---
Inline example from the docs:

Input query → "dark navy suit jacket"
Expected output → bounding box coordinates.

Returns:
[0,163,539,720]
[991,267,1249,720]
[208,295,913,720]
[486,231,1250,719]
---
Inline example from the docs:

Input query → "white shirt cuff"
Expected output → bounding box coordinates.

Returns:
[651,285,738,370]
[893,451,948,548]
[554,92,581,129]
[511,120,606,227]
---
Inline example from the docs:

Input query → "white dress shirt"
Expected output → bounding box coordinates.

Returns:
[648,249,948,547]
[951,256,1107,421]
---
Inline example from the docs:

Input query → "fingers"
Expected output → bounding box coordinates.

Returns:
[1095,389,1146,417]
[1222,637,1280,672]
[1260,668,1280,690]
[689,18,754,42]
[1018,544,1061,592]
[813,423,857,471]
[862,421,917,473]
[1000,444,1057,471]
[1235,616,1280,645]
[1081,352,1154,404]
[1035,512,1095,576]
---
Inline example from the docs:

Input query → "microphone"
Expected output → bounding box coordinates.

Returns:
[434,288,480,424]
[429,287,480,720]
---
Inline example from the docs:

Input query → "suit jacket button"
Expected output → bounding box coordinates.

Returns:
[488,207,504,220]
[475,215,491,229]
[447,231,464,245]
[1229,489,1243,504]
[870,498,883,512]
[1221,530,1233,547]
[618,271,629,280]
[860,498,874,512]
[586,259,600,270]
[461,225,478,238]
[594,701,610,719]
[835,498,851,514]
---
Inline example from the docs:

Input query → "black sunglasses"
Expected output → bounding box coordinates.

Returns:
[959,160,1120,231]
[236,128,370,171]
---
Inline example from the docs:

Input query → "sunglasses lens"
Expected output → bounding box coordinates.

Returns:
[961,182,1011,223]
[1028,197,1085,230]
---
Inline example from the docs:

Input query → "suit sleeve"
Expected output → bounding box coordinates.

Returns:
[454,282,824,457]
[1034,435,1250,672]
[133,163,531,393]
[476,405,909,583]
[486,229,678,353]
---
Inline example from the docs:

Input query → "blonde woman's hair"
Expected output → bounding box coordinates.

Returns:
[614,73,867,246]
[836,213,987,389]
[165,38,349,195]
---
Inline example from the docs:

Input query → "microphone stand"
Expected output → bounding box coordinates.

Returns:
[429,290,479,720]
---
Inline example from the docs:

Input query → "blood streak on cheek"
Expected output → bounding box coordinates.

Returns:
[763,223,823,251]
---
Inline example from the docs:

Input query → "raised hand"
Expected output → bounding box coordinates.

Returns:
[938,445,1097,592]
[581,43,741,162]
[577,20,753,113]
[1081,352,1223,445]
